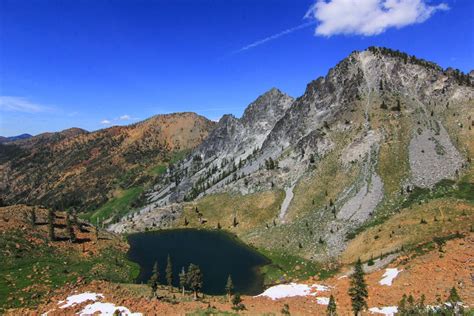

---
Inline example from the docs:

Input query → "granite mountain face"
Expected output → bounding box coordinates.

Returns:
[110,47,473,261]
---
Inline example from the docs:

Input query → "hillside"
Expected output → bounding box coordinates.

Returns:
[0,204,139,313]
[110,47,473,269]
[0,113,215,220]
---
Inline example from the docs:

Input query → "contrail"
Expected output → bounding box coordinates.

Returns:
[232,20,316,54]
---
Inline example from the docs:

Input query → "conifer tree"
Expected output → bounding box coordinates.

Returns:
[166,254,173,288]
[30,207,37,227]
[48,209,55,241]
[187,263,203,300]
[179,267,187,295]
[225,275,234,301]
[148,261,160,298]
[231,293,245,311]
[281,303,290,315]
[447,286,461,303]
[327,295,337,316]
[348,259,368,315]
[446,286,463,314]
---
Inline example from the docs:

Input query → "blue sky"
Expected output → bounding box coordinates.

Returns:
[0,0,473,136]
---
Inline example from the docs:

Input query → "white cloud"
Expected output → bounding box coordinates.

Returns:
[100,119,112,125]
[0,96,50,113]
[305,0,449,36]
[119,114,131,120]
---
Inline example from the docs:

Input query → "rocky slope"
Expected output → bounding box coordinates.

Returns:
[110,47,473,264]
[0,113,215,213]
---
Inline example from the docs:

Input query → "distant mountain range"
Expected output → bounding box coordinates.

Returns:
[0,133,33,143]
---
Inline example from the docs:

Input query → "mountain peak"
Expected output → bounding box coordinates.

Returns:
[241,88,293,124]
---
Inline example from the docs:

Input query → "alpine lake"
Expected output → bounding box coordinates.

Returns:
[127,229,270,295]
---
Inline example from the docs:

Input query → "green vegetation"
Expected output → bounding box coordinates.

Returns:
[231,293,245,311]
[187,263,204,300]
[259,248,337,285]
[149,261,160,297]
[397,287,467,315]
[281,303,291,315]
[225,275,234,300]
[348,259,368,315]
[86,186,144,225]
[0,229,139,312]
[149,164,167,176]
[179,267,187,295]
[327,295,337,316]
[186,307,238,316]
[401,178,474,209]
[166,255,173,288]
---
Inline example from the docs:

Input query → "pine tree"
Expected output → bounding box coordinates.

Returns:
[179,267,187,296]
[447,286,461,303]
[225,275,234,301]
[148,261,160,298]
[348,259,368,315]
[187,263,203,300]
[48,209,55,241]
[327,295,337,316]
[445,286,463,314]
[30,207,37,227]
[231,293,245,311]
[166,254,173,288]
[397,294,408,315]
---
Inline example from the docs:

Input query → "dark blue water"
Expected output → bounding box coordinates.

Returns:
[127,229,270,295]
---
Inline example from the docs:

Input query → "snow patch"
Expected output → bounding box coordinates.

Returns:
[379,268,402,286]
[316,297,330,305]
[79,302,142,316]
[58,292,104,308]
[256,283,329,300]
[369,306,398,315]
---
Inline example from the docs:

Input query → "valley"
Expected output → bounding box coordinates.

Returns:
[1,47,473,315]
